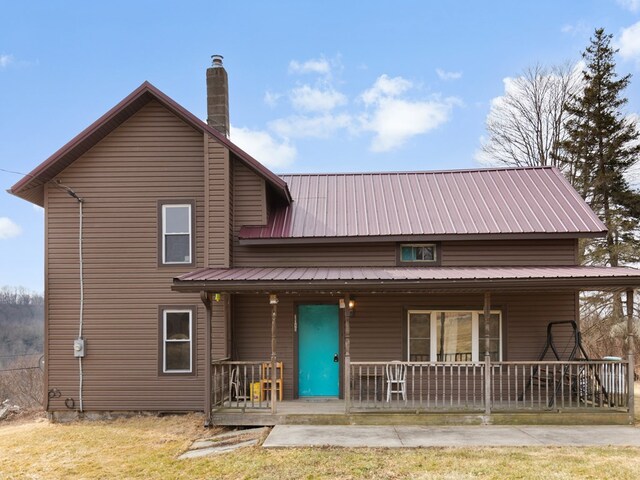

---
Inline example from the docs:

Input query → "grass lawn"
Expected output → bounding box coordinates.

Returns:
[0,385,637,480]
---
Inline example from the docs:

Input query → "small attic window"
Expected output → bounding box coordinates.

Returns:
[400,244,436,263]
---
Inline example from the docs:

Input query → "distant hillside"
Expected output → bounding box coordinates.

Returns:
[0,287,44,369]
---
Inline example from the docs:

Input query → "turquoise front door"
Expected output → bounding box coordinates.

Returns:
[298,304,340,397]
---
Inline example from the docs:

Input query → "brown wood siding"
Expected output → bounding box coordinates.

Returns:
[46,100,209,411]
[233,161,267,231]
[232,291,577,400]
[440,239,577,266]
[231,160,269,266]
[207,136,230,267]
[233,243,397,267]
[231,239,578,267]
[211,295,231,360]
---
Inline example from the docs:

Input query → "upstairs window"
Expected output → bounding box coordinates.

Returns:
[161,203,192,264]
[400,244,436,263]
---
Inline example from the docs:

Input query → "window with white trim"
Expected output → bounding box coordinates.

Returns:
[162,309,192,373]
[162,204,192,264]
[407,310,502,362]
[400,244,436,263]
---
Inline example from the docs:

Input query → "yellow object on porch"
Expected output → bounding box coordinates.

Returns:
[250,382,261,402]
[260,362,284,401]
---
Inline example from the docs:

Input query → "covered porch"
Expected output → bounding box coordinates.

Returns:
[172,266,639,426]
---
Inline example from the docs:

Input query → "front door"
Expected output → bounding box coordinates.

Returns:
[298,304,340,397]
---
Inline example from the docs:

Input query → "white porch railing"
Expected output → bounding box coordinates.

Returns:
[349,360,629,412]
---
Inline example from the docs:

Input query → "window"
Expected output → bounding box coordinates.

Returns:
[400,244,436,263]
[162,309,192,373]
[161,203,192,264]
[407,310,502,362]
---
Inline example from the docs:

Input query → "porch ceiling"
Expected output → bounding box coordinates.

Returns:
[171,265,640,294]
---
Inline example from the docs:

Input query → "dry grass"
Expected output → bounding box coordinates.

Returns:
[1,391,639,480]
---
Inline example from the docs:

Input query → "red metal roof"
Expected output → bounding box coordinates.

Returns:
[239,167,606,242]
[177,265,640,283]
[9,81,291,206]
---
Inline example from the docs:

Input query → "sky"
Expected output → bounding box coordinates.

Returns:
[1,0,640,292]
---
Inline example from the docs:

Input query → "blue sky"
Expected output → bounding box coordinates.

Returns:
[1,0,640,292]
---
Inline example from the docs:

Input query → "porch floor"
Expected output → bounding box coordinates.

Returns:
[211,399,630,427]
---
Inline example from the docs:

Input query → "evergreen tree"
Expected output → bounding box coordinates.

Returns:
[561,28,640,353]
[561,28,640,268]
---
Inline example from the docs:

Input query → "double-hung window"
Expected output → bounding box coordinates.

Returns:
[162,309,193,373]
[161,203,192,264]
[407,310,502,362]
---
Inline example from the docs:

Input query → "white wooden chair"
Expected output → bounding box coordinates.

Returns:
[229,366,250,404]
[386,361,407,402]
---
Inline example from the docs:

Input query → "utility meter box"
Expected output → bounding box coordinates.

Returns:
[73,338,85,358]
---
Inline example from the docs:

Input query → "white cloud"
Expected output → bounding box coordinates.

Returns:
[358,74,458,152]
[436,68,462,81]
[0,217,22,239]
[270,113,353,139]
[0,54,14,69]
[618,21,640,62]
[617,0,640,12]
[288,57,331,75]
[264,91,282,107]
[289,85,347,112]
[361,74,413,105]
[361,97,456,152]
[560,22,589,37]
[230,126,296,169]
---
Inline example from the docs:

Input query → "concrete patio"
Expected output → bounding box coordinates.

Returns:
[263,425,640,448]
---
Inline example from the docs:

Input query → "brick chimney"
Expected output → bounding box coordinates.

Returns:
[206,55,229,137]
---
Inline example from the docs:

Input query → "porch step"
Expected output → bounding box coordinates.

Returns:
[212,410,630,427]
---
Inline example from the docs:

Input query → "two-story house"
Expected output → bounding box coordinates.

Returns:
[9,57,639,426]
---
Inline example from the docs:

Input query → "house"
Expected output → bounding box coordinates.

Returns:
[9,57,638,426]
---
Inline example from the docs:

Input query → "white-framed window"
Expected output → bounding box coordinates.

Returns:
[162,309,192,373]
[162,204,192,264]
[407,310,502,362]
[400,244,436,263]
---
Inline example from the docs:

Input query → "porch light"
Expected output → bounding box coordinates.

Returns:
[348,299,356,317]
[269,294,279,305]
[214,293,221,302]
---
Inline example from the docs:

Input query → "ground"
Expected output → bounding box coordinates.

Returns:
[0,384,638,480]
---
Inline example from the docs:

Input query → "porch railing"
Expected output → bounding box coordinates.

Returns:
[349,360,629,413]
[212,360,270,410]
[490,360,629,411]
[350,362,485,411]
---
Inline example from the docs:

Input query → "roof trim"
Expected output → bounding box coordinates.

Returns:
[9,81,291,205]
[238,231,606,245]
[278,165,562,177]
[172,266,640,293]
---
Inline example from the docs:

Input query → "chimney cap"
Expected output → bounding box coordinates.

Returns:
[211,55,224,67]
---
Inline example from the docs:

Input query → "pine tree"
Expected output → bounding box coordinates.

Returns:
[562,28,640,268]
[561,28,640,356]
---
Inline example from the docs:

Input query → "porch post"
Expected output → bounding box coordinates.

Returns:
[269,294,278,414]
[200,291,213,427]
[483,292,492,416]
[627,289,635,424]
[344,294,351,414]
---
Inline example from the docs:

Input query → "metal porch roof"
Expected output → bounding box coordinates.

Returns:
[173,265,640,292]
[239,167,606,242]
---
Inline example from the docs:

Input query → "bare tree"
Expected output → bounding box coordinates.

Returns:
[479,63,581,173]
